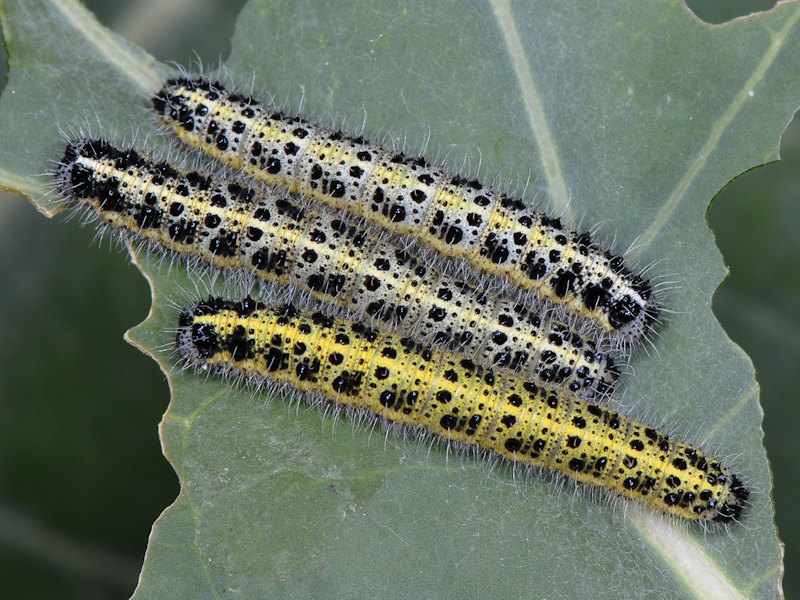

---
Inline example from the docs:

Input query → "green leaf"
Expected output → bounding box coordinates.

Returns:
[710,116,800,600]
[1,0,795,598]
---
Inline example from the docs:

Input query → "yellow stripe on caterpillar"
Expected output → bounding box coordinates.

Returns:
[176,297,748,523]
[154,77,659,342]
[55,138,619,399]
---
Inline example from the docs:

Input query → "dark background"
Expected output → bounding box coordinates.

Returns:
[0,1,795,598]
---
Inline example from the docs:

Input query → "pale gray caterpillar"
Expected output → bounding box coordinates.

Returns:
[154,77,659,343]
[54,138,619,399]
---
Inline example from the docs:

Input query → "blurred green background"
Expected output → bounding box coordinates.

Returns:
[0,1,796,598]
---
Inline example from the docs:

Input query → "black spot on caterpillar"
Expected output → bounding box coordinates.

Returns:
[176,296,748,523]
[54,138,619,399]
[154,77,659,342]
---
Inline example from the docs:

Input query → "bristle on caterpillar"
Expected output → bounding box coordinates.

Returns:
[54,138,620,399]
[176,296,747,523]
[154,76,659,342]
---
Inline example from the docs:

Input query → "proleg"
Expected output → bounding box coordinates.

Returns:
[176,296,748,523]
[155,77,659,342]
[54,138,619,399]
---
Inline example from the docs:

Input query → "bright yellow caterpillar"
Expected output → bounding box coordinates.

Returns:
[155,77,659,342]
[55,139,618,399]
[176,296,748,523]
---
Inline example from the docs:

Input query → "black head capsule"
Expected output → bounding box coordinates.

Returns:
[711,474,749,523]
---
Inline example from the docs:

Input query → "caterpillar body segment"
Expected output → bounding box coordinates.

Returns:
[55,138,619,399]
[176,297,748,523]
[154,77,658,342]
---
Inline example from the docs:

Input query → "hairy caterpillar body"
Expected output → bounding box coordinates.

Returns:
[176,296,748,523]
[154,77,659,341]
[54,138,619,399]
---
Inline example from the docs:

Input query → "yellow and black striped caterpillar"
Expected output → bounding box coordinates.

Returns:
[176,296,747,523]
[54,138,619,399]
[154,77,659,342]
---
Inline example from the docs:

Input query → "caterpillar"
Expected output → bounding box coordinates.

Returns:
[154,76,659,342]
[176,296,748,523]
[54,138,619,399]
